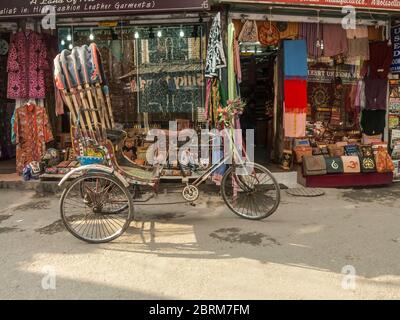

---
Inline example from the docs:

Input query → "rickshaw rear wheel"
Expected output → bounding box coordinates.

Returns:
[60,173,134,244]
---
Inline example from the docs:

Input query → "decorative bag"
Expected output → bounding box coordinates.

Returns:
[238,20,259,43]
[328,144,345,157]
[303,155,327,176]
[360,156,376,173]
[360,145,374,157]
[341,156,361,173]
[312,147,323,156]
[375,147,395,173]
[325,157,344,174]
[344,144,360,156]
[294,146,313,163]
[258,21,280,46]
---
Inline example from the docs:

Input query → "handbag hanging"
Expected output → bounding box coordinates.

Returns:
[259,21,280,46]
[238,20,259,43]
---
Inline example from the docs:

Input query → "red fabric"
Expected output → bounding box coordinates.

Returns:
[369,41,393,79]
[7,31,49,99]
[284,79,308,113]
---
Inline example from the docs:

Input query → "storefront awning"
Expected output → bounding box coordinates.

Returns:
[218,0,400,11]
[0,0,210,19]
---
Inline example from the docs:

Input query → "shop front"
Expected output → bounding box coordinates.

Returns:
[0,0,212,180]
[215,0,400,186]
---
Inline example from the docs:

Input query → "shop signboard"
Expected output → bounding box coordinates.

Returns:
[226,0,400,11]
[0,0,209,19]
[392,25,400,74]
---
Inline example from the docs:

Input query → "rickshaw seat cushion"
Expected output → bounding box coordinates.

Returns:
[120,166,157,181]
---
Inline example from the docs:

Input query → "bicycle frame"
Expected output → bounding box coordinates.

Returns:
[191,128,253,188]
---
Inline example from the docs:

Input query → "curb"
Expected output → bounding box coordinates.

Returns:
[0,180,62,194]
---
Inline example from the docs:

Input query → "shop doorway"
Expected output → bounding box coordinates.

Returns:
[239,44,277,166]
[0,31,16,174]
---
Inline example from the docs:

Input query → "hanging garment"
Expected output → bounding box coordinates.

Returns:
[7,31,49,99]
[284,79,307,113]
[278,22,299,40]
[14,104,53,174]
[207,78,227,126]
[346,26,368,39]
[298,23,323,58]
[364,77,388,110]
[368,41,393,79]
[354,80,366,112]
[368,26,384,41]
[322,24,348,57]
[347,38,369,60]
[233,38,242,84]
[227,23,237,100]
[232,20,243,39]
[205,12,227,78]
[283,40,308,78]
[361,109,386,135]
[284,112,306,138]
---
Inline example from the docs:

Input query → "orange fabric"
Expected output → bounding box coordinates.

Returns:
[279,22,299,40]
[375,147,395,173]
[368,26,383,41]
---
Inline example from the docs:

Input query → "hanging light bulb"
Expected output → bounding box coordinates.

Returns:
[66,34,72,41]
[134,31,140,39]
[61,39,65,46]
[89,28,95,41]
[157,30,162,38]
[68,43,73,50]
[179,30,185,37]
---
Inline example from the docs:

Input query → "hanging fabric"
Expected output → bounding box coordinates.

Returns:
[284,79,307,113]
[14,103,53,174]
[322,24,348,57]
[227,22,237,100]
[7,31,49,99]
[298,23,323,58]
[282,40,308,138]
[283,40,308,78]
[205,12,226,78]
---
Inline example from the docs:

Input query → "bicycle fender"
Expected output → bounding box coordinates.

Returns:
[58,164,130,188]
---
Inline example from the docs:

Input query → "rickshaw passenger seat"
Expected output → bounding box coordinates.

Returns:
[106,129,127,145]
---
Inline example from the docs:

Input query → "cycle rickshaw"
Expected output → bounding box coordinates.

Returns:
[54,44,281,244]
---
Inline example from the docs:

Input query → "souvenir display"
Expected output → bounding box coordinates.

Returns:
[303,155,327,176]
[325,157,344,174]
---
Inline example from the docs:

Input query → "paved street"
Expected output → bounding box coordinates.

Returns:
[0,184,400,300]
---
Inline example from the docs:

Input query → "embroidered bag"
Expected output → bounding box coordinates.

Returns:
[238,20,259,43]
[303,155,327,176]
[360,156,376,173]
[341,156,361,173]
[325,157,344,174]
[375,147,395,173]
